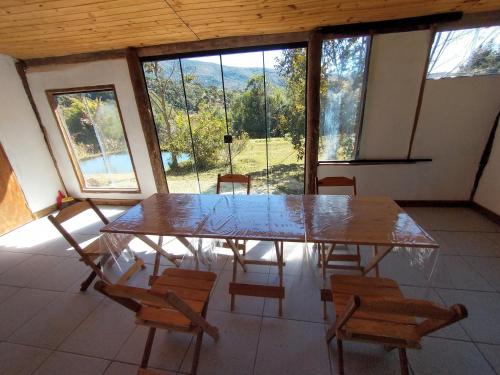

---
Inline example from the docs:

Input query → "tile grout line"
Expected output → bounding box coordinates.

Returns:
[28,348,55,375]
[461,255,499,292]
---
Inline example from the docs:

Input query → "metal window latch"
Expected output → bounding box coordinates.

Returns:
[224,134,233,144]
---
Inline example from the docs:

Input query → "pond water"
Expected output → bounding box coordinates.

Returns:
[79,152,190,174]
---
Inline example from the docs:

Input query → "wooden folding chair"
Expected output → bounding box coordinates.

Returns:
[316,176,363,278]
[216,173,251,255]
[48,199,145,291]
[94,268,219,375]
[216,173,251,195]
[325,274,467,375]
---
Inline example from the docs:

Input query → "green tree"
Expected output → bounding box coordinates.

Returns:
[458,41,500,76]
[231,75,266,137]
[143,61,184,168]
[275,48,307,159]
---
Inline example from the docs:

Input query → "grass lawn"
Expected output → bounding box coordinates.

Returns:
[166,137,304,194]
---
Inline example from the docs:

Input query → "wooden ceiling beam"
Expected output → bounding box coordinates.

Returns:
[137,31,311,58]
[319,11,463,36]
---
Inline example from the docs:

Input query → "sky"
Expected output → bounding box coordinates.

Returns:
[189,49,283,69]
[187,26,499,75]
[429,26,500,75]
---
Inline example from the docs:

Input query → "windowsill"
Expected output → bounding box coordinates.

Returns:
[318,158,432,166]
[81,188,141,194]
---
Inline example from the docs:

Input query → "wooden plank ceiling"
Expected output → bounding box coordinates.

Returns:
[0,0,499,59]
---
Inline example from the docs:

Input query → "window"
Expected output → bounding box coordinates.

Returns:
[319,36,370,161]
[48,86,139,192]
[427,26,500,79]
[143,45,307,194]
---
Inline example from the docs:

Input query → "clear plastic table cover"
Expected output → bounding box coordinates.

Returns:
[98,231,138,282]
[102,193,222,237]
[303,195,438,247]
[99,193,439,283]
[197,194,305,241]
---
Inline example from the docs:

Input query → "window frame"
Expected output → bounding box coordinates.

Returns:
[317,34,372,163]
[46,84,141,194]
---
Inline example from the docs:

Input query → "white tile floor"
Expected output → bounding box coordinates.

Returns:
[0,206,499,375]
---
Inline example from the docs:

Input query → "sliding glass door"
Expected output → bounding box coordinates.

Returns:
[143,45,306,194]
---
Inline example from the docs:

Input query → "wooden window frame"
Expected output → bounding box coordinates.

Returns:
[317,34,373,163]
[47,84,141,194]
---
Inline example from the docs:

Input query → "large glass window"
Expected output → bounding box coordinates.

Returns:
[319,36,370,161]
[428,26,500,79]
[143,46,306,194]
[48,86,139,192]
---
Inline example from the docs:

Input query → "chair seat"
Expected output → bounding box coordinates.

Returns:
[332,274,420,349]
[136,268,216,331]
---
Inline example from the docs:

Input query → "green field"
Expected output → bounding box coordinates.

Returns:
[166,137,304,194]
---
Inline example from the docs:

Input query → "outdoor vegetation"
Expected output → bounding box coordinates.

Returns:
[54,90,138,190]
[143,49,308,194]
[143,40,370,193]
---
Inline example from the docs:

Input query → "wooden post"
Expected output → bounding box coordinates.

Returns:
[407,26,436,159]
[125,48,169,193]
[305,31,322,194]
[15,61,67,195]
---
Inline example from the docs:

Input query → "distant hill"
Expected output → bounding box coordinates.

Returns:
[181,60,284,91]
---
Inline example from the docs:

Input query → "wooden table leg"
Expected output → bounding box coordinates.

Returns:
[140,327,156,368]
[231,249,237,311]
[373,245,380,277]
[363,246,393,276]
[322,243,327,279]
[226,238,246,311]
[225,239,247,272]
[136,234,179,267]
[399,348,409,375]
[274,241,284,316]
[322,243,336,279]
[337,339,345,375]
[177,236,199,270]
[152,236,162,278]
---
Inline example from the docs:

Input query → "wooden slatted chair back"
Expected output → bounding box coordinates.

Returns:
[316,176,357,195]
[338,295,467,338]
[51,199,108,225]
[327,274,468,375]
[48,199,106,259]
[216,173,251,194]
[48,199,143,290]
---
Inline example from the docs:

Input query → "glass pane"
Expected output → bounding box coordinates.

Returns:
[143,60,200,193]
[428,26,500,79]
[180,56,231,194]
[53,89,139,190]
[319,36,369,161]
[222,51,268,193]
[265,48,306,194]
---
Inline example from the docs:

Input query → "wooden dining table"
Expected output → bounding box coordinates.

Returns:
[101,193,438,316]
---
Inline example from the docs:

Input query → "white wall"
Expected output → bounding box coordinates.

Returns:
[474,116,500,215]
[319,31,500,201]
[0,54,62,212]
[5,29,497,205]
[27,59,157,200]
[360,31,430,158]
